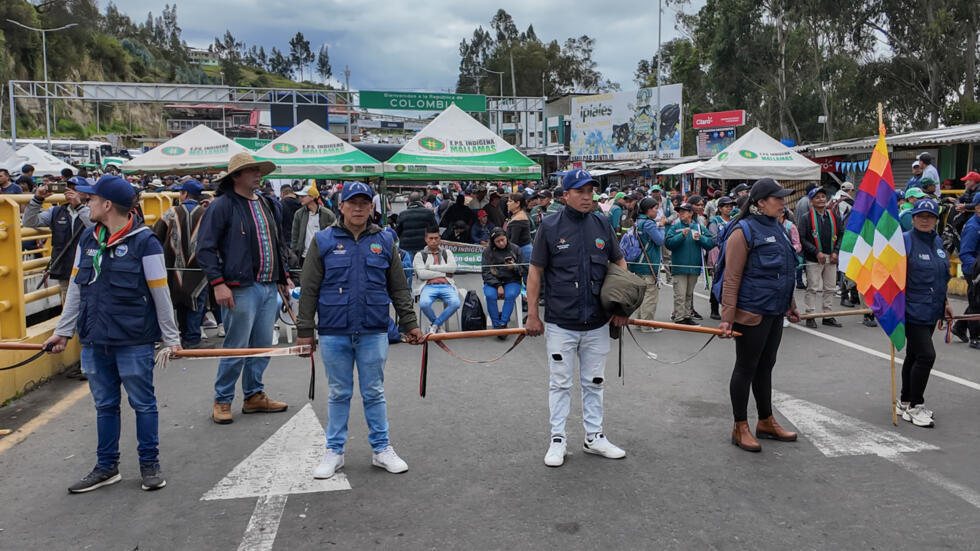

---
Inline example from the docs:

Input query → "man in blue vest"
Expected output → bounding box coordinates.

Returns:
[526,169,630,468]
[44,175,180,493]
[296,182,423,479]
[952,194,980,349]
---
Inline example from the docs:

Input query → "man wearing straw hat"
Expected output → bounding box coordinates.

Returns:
[197,152,292,424]
[44,174,180,493]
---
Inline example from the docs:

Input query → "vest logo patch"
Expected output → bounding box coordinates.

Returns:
[937,249,947,258]
[370,243,382,254]
[556,237,570,251]
[86,248,98,257]
[918,253,931,261]
[594,238,605,250]
[765,236,777,243]
[115,244,128,257]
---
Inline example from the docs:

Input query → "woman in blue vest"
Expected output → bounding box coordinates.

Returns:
[706,196,735,320]
[717,179,801,452]
[628,197,665,331]
[897,199,952,428]
[296,182,424,480]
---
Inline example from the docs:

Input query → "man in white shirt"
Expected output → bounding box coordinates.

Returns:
[412,226,461,333]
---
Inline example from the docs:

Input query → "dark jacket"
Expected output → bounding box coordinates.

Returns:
[396,202,438,252]
[481,242,526,287]
[196,191,289,289]
[531,206,624,331]
[281,196,303,246]
[800,207,844,262]
[440,195,476,230]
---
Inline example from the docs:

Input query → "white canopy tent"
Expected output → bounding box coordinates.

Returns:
[3,144,75,176]
[121,125,252,174]
[657,161,704,176]
[694,127,820,181]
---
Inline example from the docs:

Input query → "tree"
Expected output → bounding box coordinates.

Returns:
[316,44,332,82]
[268,47,291,78]
[288,31,313,81]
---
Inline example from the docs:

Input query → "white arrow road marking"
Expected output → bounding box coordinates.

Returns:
[773,390,980,510]
[202,403,351,551]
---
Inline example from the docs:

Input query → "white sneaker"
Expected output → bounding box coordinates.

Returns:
[313,449,344,479]
[783,318,790,328]
[202,315,217,328]
[217,324,225,337]
[638,326,662,333]
[902,405,935,428]
[372,445,408,473]
[201,329,209,340]
[428,325,439,335]
[583,433,626,459]
[544,436,567,467]
[895,400,909,417]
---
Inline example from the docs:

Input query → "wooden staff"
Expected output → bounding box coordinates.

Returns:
[797,309,872,320]
[628,319,742,337]
[423,328,526,341]
[173,346,309,358]
[0,343,45,350]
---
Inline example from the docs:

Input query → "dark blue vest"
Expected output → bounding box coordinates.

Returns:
[904,230,950,325]
[315,227,394,335]
[736,216,798,316]
[49,205,86,280]
[73,227,162,346]
[540,208,614,330]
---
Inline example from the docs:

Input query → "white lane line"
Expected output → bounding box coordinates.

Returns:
[238,494,288,551]
[884,453,980,510]
[688,289,980,392]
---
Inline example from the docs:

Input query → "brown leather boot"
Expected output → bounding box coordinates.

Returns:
[731,421,762,452]
[212,402,233,424]
[242,391,288,414]
[756,416,798,442]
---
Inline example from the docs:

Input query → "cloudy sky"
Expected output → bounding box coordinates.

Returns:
[106,0,703,92]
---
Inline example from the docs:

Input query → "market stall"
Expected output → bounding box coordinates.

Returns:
[383,103,541,181]
[120,124,252,174]
[254,119,381,179]
[694,127,820,181]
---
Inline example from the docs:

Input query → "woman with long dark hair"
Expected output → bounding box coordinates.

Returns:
[505,192,533,263]
[718,178,801,452]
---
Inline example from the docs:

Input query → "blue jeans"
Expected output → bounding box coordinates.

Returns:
[419,283,461,328]
[483,282,522,328]
[520,244,532,284]
[81,344,159,469]
[214,282,278,403]
[319,333,390,453]
[177,288,208,345]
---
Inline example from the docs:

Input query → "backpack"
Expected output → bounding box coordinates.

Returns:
[620,225,643,262]
[460,290,487,331]
[711,220,752,302]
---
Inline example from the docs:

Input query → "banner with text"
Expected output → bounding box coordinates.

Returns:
[570,84,682,161]
[359,91,486,113]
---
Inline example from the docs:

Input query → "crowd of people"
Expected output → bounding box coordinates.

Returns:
[5,147,974,492]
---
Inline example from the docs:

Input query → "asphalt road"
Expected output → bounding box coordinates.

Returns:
[1,273,979,550]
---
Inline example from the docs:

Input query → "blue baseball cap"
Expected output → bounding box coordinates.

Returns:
[66,176,87,188]
[341,181,373,201]
[74,174,135,206]
[173,179,203,196]
[562,169,597,191]
[908,198,939,217]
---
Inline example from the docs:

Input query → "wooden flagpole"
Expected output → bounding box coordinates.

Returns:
[891,343,898,425]
[797,309,872,320]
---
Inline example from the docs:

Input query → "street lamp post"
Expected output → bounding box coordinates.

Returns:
[6,19,77,153]
[479,67,504,138]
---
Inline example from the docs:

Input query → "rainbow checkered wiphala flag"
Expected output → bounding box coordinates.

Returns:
[837,124,906,350]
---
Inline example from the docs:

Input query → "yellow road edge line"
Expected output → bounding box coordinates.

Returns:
[0,384,90,456]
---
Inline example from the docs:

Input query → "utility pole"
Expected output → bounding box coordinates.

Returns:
[480,67,504,138]
[6,19,77,153]
[344,65,352,142]
[655,0,663,161]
